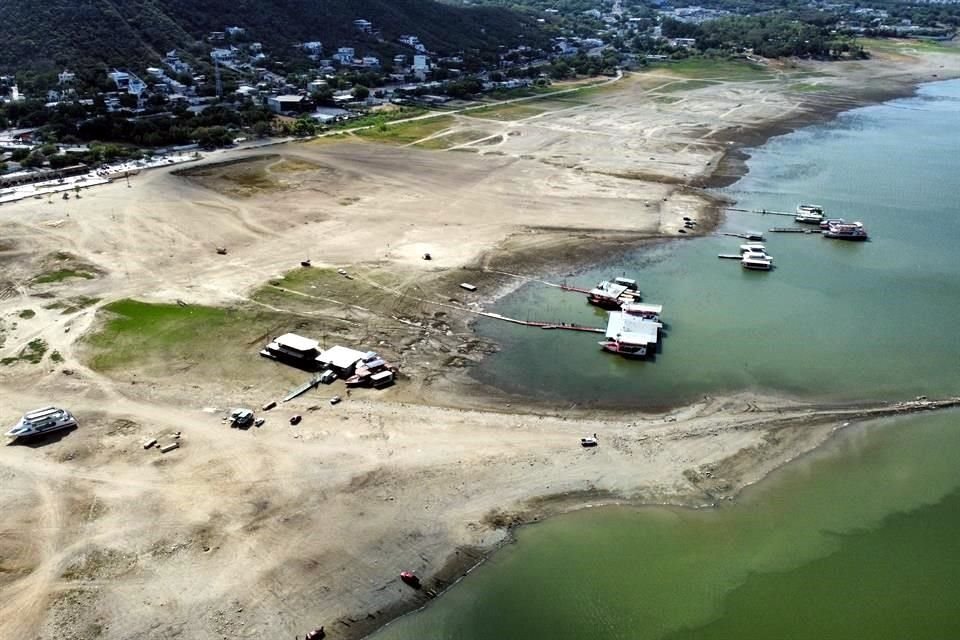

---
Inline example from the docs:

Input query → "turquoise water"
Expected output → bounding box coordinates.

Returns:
[374,409,960,640]
[473,80,960,409]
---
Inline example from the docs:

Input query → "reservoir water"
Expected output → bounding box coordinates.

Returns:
[473,80,960,409]
[374,409,960,640]
[371,81,960,639]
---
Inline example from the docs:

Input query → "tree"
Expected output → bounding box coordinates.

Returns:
[118,93,138,109]
[193,126,233,148]
[291,117,317,137]
[21,150,47,168]
[352,85,370,101]
[252,120,273,138]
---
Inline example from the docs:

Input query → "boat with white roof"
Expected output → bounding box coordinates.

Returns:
[741,251,773,271]
[795,204,825,224]
[739,243,771,258]
[822,221,868,241]
[600,304,663,358]
[6,407,78,440]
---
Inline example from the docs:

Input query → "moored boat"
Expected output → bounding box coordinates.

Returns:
[739,243,771,258]
[741,251,773,271]
[600,305,663,358]
[819,218,845,230]
[822,221,868,240]
[6,407,78,440]
[587,279,640,309]
[795,204,825,224]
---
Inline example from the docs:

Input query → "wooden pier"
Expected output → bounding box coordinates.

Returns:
[717,254,743,260]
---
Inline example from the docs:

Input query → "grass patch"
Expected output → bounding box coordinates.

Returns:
[326,107,429,132]
[32,252,103,285]
[18,309,36,319]
[655,58,771,80]
[270,157,320,173]
[355,116,454,145]
[45,296,101,315]
[86,300,252,372]
[657,79,720,93]
[859,37,960,56]
[414,129,491,150]
[789,82,827,93]
[2,338,48,366]
[469,103,547,121]
[33,269,97,284]
[84,298,348,380]
[651,95,683,104]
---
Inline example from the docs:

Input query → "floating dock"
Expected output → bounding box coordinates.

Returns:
[769,227,814,234]
[725,207,796,218]
[721,232,765,241]
[718,254,743,260]
[479,312,604,334]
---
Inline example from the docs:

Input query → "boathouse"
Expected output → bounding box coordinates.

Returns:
[260,333,321,370]
[316,345,368,376]
[605,311,661,351]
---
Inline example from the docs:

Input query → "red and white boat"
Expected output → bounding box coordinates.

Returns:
[600,303,662,358]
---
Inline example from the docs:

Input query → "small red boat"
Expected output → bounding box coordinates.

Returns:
[400,571,421,589]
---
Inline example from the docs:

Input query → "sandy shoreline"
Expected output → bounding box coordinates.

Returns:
[0,45,959,640]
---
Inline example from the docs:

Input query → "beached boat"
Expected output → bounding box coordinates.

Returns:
[6,407,78,439]
[741,251,773,271]
[823,221,868,241]
[400,571,421,588]
[795,204,825,224]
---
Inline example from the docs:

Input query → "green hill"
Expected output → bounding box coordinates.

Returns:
[0,0,543,74]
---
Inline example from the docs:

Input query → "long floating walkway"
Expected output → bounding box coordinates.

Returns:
[724,207,796,217]
[478,312,604,333]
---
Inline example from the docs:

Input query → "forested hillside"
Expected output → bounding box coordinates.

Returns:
[0,0,541,73]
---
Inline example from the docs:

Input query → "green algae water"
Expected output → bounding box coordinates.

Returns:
[473,80,960,409]
[373,409,960,640]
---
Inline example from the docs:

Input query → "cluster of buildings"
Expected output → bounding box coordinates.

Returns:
[260,333,396,389]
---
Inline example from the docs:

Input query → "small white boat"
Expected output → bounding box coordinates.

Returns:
[795,204,825,224]
[6,407,78,439]
[741,251,773,271]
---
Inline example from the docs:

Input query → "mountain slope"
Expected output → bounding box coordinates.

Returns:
[0,0,541,73]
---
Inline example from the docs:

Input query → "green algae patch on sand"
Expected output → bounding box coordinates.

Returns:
[355,116,455,145]
[1,338,48,365]
[84,298,352,382]
[86,300,243,372]
[654,58,772,80]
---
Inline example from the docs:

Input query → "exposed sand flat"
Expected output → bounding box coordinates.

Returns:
[0,46,959,639]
